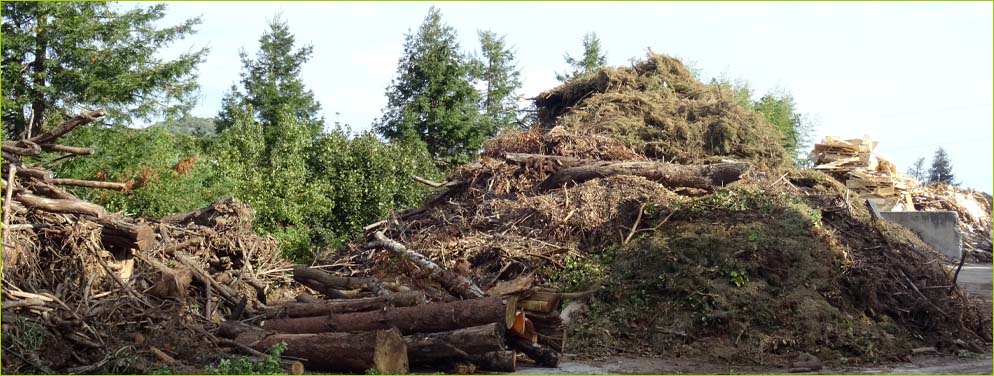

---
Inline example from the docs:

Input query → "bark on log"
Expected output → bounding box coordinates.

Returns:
[403,323,506,365]
[29,109,106,144]
[508,336,561,367]
[470,351,516,372]
[291,265,390,297]
[233,327,408,373]
[90,216,157,252]
[536,161,751,191]
[368,231,484,299]
[1,140,41,156]
[51,178,127,191]
[263,291,426,318]
[15,193,106,217]
[40,144,94,155]
[261,296,516,335]
[528,311,566,353]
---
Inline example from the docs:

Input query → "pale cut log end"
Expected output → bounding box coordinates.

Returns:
[374,328,409,374]
[503,296,518,330]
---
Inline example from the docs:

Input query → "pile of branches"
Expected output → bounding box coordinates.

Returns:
[1,110,291,374]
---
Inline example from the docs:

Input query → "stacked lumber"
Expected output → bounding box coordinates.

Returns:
[809,135,916,211]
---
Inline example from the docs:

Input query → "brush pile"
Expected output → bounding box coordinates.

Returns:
[322,52,990,368]
[1,111,294,374]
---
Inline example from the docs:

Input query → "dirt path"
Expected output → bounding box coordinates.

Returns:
[515,263,992,374]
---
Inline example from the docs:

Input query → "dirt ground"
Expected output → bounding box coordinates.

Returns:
[515,263,993,375]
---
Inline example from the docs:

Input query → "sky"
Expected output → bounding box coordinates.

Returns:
[151,1,993,192]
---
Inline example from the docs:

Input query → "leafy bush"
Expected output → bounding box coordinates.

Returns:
[209,342,287,375]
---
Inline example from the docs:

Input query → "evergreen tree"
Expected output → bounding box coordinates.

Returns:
[216,14,322,137]
[475,30,523,132]
[907,157,927,182]
[1,1,207,138]
[753,91,813,163]
[928,147,957,185]
[556,32,607,82]
[375,7,482,164]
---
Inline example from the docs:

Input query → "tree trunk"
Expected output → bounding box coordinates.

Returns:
[263,291,426,318]
[470,351,516,372]
[367,231,484,299]
[90,215,157,253]
[29,109,107,145]
[537,160,751,191]
[15,193,106,217]
[261,296,516,335]
[508,336,561,367]
[232,328,408,373]
[403,323,506,365]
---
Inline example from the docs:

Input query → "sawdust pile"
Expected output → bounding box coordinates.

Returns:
[329,52,991,367]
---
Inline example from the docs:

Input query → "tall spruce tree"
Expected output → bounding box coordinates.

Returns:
[556,32,607,82]
[1,1,207,138]
[928,147,957,185]
[376,7,482,164]
[475,30,523,132]
[216,14,323,137]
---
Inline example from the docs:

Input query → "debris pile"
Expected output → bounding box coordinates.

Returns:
[3,52,991,374]
[326,52,990,368]
[809,136,917,211]
[1,111,293,373]
[912,183,993,261]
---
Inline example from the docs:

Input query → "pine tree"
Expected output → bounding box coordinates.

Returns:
[556,32,607,82]
[906,157,926,182]
[475,30,523,133]
[1,2,207,138]
[375,7,482,164]
[928,147,957,185]
[216,14,323,137]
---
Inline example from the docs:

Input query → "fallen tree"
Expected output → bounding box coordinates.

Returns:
[262,291,426,318]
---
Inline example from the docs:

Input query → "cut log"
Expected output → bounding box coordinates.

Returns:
[403,323,506,365]
[537,161,751,191]
[28,109,106,144]
[51,178,127,191]
[294,293,323,303]
[263,291,426,318]
[40,144,94,155]
[233,327,408,373]
[90,216,157,252]
[470,351,516,372]
[292,265,389,297]
[1,140,41,156]
[519,288,561,313]
[528,311,566,353]
[15,193,106,217]
[508,336,561,367]
[367,231,485,299]
[261,296,516,335]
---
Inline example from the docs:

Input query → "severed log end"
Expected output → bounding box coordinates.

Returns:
[374,328,410,374]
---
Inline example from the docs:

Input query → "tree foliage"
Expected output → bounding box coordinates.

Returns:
[474,30,523,133]
[1,1,207,138]
[928,147,957,185]
[150,116,216,137]
[556,32,607,82]
[376,7,485,165]
[216,14,323,138]
[907,157,927,182]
